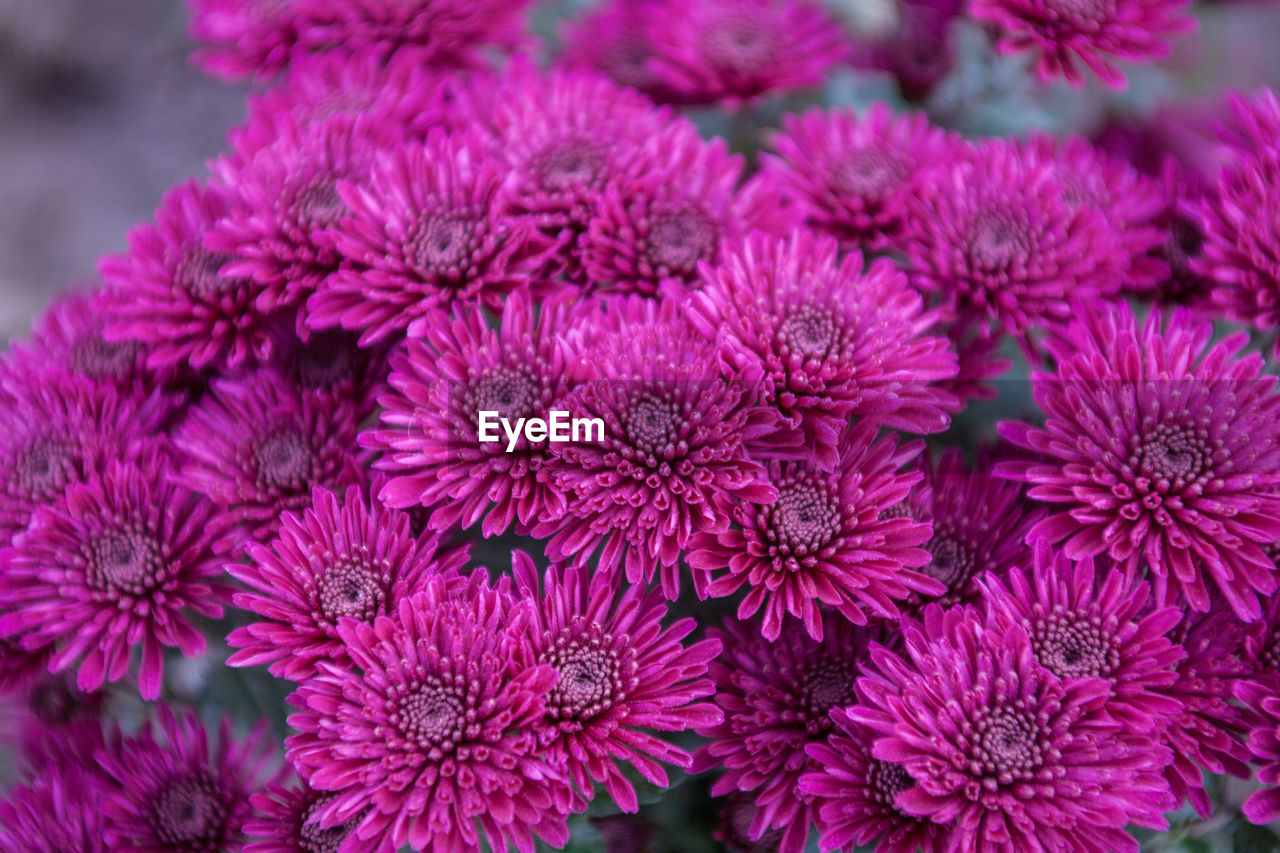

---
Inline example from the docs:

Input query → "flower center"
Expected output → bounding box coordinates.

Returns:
[293,331,356,391]
[254,429,315,494]
[1044,0,1112,26]
[299,795,361,853]
[646,208,717,277]
[394,684,466,750]
[1033,612,1118,679]
[88,527,164,595]
[177,247,243,297]
[294,178,346,229]
[869,760,914,808]
[408,213,474,278]
[151,773,228,849]
[973,708,1043,780]
[778,306,839,359]
[14,436,75,500]
[701,14,778,73]
[924,533,972,588]
[532,136,606,192]
[316,557,385,624]
[770,479,840,556]
[832,147,905,197]
[545,631,625,720]
[469,366,538,423]
[1136,423,1209,487]
[626,395,681,457]
[27,679,77,724]
[801,656,858,721]
[72,335,139,380]
[969,210,1029,271]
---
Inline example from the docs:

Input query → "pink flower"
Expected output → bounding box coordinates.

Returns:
[694,615,874,853]
[688,422,939,641]
[1237,677,1280,824]
[226,485,468,681]
[307,129,549,345]
[970,0,1195,88]
[844,0,964,100]
[688,231,958,469]
[513,552,722,814]
[0,766,114,852]
[285,574,568,852]
[760,103,957,249]
[996,303,1280,620]
[96,704,280,852]
[365,291,573,537]
[646,0,852,105]
[847,605,1175,851]
[0,448,231,699]
[97,180,276,370]
[558,0,675,101]
[245,782,392,853]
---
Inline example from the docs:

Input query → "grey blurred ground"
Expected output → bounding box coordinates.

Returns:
[0,0,248,340]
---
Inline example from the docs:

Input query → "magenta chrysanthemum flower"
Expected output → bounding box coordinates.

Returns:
[843,0,964,101]
[208,116,376,317]
[1160,606,1252,816]
[996,303,1280,619]
[307,129,549,345]
[800,710,944,853]
[226,485,468,681]
[760,104,956,249]
[693,615,873,853]
[1141,160,1214,307]
[0,767,113,853]
[228,49,451,162]
[646,0,852,105]
[366,291,572,536]
[1193,144,1280,350]
[688,422,939,640]
[581,135,792,295]
[189,0,530,80]
[688,231,958,468]
[96,704,279,852]
[970,0,1195,88]
[512,552,721,813]
[558,0,674,101]
[175,375,364,550]
[1236,677,1280,824]
[533,308,779,598]
[97,180,275,370]
[978,545,1185,733]
[1023,133,1169,293]
[245,781,391,853]
[264,326,388,421]
[847,605,1175,851]
[901,139,1125,350]
[285,573,568,853]
[898,447,1041,609]
[0,375,164,544]
[469,65,701,281]
[0,449,231,699]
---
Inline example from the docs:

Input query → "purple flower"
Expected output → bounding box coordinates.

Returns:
[558,0,674,100]
[899,447,1042,610]
[977,545,1185,733]
[0,448,229,699]
[513,552,722,813]
[533,303,778,598]
[760,104,957,249]
[688,422,939,641]
[646,0,852,105]
[844,0,964,101]
[0,766,114,853]
[1237,677,1280,824]
[174,374,365,551]
[245,781,391,853]
[996,303,1280,620]
[188,0,305,80]
[800,710,944,853]
[846,605,1176,851]
[365,291,572,537]
[901,138,1125,351]
[307,128,549,345]
[970,0,1195,88]
[96,704,279,852]
[285,573,568,853]
[96,180,275,370]
[226,485,468,681]
[694,615,874,853]
[688,230,958,469]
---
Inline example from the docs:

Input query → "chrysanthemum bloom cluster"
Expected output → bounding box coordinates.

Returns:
[14,0,1280,848]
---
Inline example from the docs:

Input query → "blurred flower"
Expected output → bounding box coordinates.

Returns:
[0,766,114,853]
[245,781,390,853]
[1237,676,1280,823]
